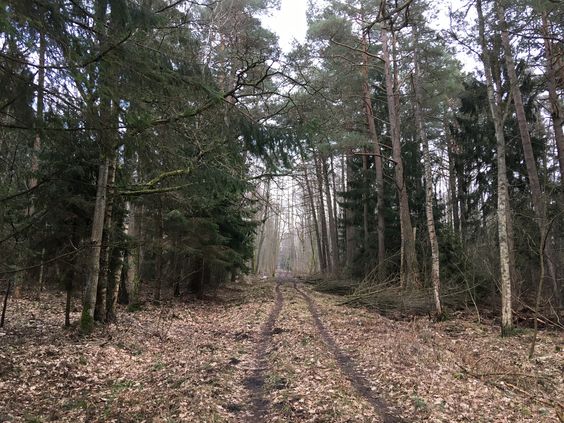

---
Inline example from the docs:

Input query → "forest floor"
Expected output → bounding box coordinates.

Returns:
[0,278,562,422]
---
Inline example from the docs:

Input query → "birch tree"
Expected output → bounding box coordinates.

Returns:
[476,0,513,335]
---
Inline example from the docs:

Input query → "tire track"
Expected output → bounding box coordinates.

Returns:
[244,281,284,422]
[294,283,406,423]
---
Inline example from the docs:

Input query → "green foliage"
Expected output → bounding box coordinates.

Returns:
[0,0,294,318]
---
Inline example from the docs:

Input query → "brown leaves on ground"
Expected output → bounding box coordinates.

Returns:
[0,280,562,422]
[311,290,563,422]
[263,284,380,422]
[0,283,272,422]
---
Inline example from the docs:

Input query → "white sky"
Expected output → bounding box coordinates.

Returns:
[261,0,478,72]
[261,0,309,52]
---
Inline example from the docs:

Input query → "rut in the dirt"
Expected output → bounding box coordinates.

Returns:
[244,281,284,421]
[295,284,406,423]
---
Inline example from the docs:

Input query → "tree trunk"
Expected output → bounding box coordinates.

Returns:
[198,258,206,298]
[80,157,109,332]
[445,121,460,234]
[381,25,419,287]
[497,2,543,213]
[305,166,325,272]
[254,180,270,274]
[540,11,563,310]
[498,1,559,309]
[0,280,11,328]
[314,153,331,273]
[540,12,564,190]
[174,259,182,297]
[82,0,116,330]
[65,280,72,328]
[345,153,357,269]
[457,153,467,239]
[30,30,45,203]
[17,30,47,300]
[125,201,142,308]
[362,29,386,278]
[477,0,513,335]
[154,202,164,301]
[362,150,370,250]
[323,156,340,272]
[94,155,117,322]
[413,26,442,317]
[36,248,45,300]
[106,248,123,322]
[330,155,340,264]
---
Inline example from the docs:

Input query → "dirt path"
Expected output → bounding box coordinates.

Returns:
[2,279,561,422]
[294,283,405,423]
[245,281,284,421]
[243,278,406,422]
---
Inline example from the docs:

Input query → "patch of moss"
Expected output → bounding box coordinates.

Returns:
[152,361,165,371]
[412,395,428,411]
[62,398,88,411]
[79,309,94,334]
[111,379,135,393]
[127,303,142,312]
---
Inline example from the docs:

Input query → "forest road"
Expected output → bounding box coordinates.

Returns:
[244,281,284,422]
[245,278,406,422]
[294,283,405,423]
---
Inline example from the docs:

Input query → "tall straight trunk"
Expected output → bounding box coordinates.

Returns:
[81,0,117,330]
[305,166,326,272]
[125,201,141,308]
[197,258,206,298]
[445,121,460,234]
[362,29,386,276]
[174,254,182,297]
[477,0,513,335]
[381,26,418,287]
[57,263,73,327]
[37,248,45,298]
[540,12,564,188]
[154,203,164,301]
[254,180,270,274]
[137,204,146,281]
[457,156,467,239]
[497,2,544,213]
[413,26,442,316]
[65,281,72,328]
[323,157,340,272]
[106,248,123,321]
[362,151,370,249]
[121,139,141,306]
[271,198,282,276]
[106,160,124,320]
[498,1,559,307]
[30,31,45,199]
[94,155,117,322]
[305,212,316,272]
[330,155,340,261]
[17,30,47,300]
[1,280,11,328]
[314,153,332,272]
[345,153,357,269]
[541,12,563,309]
[81,158,109,332]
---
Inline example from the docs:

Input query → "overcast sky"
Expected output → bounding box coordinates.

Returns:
[261,0,478,72]
[261,0,309,52]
